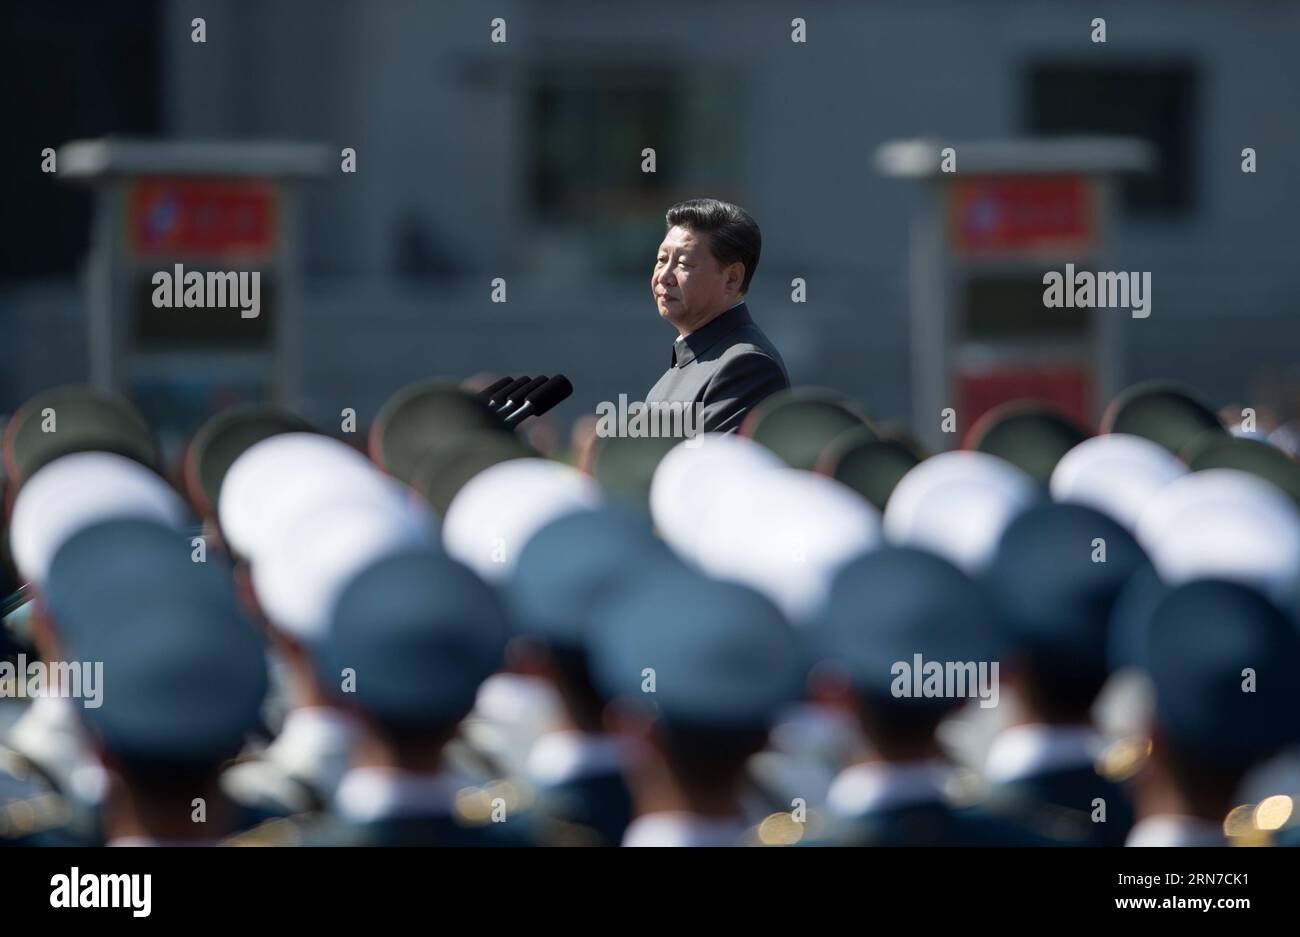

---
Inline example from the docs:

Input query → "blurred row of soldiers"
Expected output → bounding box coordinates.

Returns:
[3,376,1300,847]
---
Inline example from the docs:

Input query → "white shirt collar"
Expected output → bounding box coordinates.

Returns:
[333,767,465,823]
[984,724,1104,784]
[826,760,950,817]
[622,811,748,847]
[264,706,358,796]
[525,731,627,786]
[7,697,105,804]
[1126,815,1225,847]
[276,706,356,747]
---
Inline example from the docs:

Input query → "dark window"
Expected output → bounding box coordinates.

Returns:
[526,63,742,273]
[964,275,1090,342]
[529,65,678,223]
[0,2,161,282]
[1024,63,1197,216]
[132,273,274,350]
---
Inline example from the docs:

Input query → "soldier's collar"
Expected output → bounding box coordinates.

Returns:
[622,811,748,847]
[1125,814,1225,847]
[826,759,949,817]
[333,767,465,823]
[984,723,1104,784]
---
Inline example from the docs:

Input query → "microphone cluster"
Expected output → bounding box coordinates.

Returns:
[476,374,574,427]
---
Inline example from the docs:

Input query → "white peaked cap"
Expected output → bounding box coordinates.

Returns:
[442,458,602,582]
[693,468,882,624]
[1135,468,1300,603]
[883,451,1037,574]
[218,432,376,557]
[10,451,188,586]
[239,461,414,565]
[1050,433,1188,532]
[252,496,438,641]
[649,433,784,557]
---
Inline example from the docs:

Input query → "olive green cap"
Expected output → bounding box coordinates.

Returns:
[184,404,316,517]
[369,380,511,484]
[410,430,536,515]
[3,385,159,490]
[588,433,679,516]
[965,401,1088,485]
[815,427,922,512]
[740,388,873,471]
[1101,381,1225,456]
[1185,434,1300,508]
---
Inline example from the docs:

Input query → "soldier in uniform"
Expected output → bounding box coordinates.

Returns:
[978,503,1149,846]
[4,452,188,831]
[44,516,269,845]
[504,506,677,846]
[216,432,434,818]
[301,546,534,846]
[586,564,804,847]
[807,547,1050,846]
[1,388,169,810]
[1121,580,1300,846]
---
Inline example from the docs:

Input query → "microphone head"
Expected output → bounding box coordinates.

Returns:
[476,377,514,402]
[523,375,574,418]
[502,376,549,410]
[489,376,531,408]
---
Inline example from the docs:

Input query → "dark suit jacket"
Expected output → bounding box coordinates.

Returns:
[645,302,789,433]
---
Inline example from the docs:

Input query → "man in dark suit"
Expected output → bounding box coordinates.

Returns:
[645,198,789,433]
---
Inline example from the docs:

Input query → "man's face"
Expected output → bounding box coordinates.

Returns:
[651,225,742,334]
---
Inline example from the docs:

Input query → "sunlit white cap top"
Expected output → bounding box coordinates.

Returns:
[650,433,784,556]
[442,458,602,581]
[218,433,376,557]
[1050,433,1188,532]
[693,468,882,624]
[1136,468,1300,603]
[10,451,187,586]
[883,451,1037,574]
[251,496,438,641]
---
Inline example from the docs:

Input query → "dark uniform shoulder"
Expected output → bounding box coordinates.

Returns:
[983,765,1133,846]
[270,812,540,847]
[806,800,1057,847]
[0,744,93,846]
[532,772,632,847]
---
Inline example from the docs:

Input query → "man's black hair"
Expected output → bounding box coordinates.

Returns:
[665,198,762,294]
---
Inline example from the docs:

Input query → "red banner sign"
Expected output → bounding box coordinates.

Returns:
[130,179,277,257]
[949,176,1094,256]
[957,363,1093,438]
